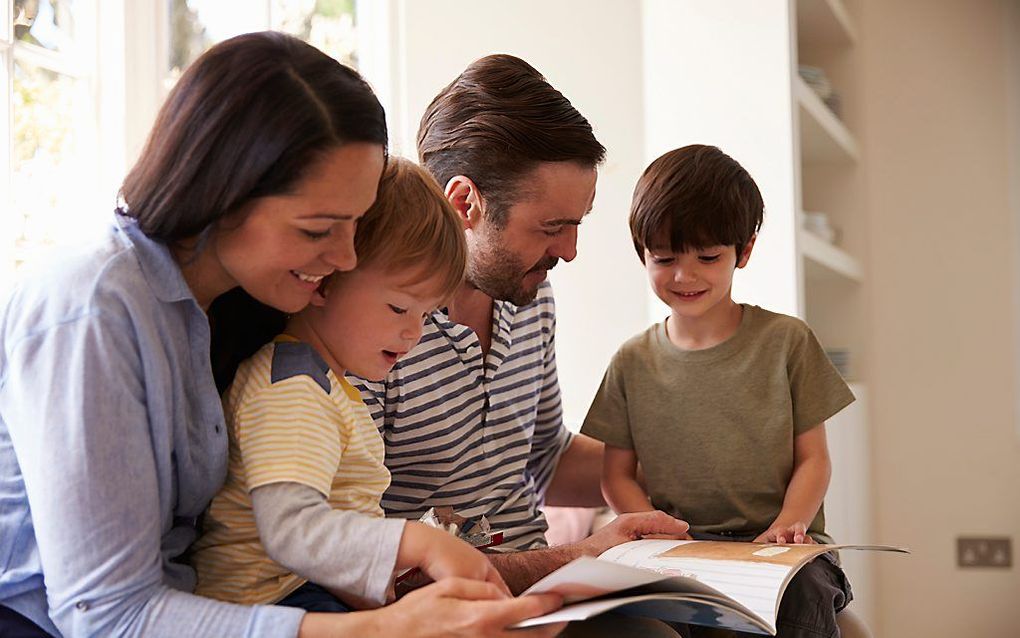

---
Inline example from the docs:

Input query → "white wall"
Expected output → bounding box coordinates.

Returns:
[642,0,801,320]
[380,0,651,429]
[861,1,1020,634]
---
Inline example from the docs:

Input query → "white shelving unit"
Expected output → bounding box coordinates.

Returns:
[800,228,862,282]
[794,0,875,628]
[794,0,865,346]
[795,74,859,164]
[796,0,857,48]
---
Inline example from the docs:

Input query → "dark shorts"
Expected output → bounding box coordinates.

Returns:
[276,582,351,614]
[0,606,54,638]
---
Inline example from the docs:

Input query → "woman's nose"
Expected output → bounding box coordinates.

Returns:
[322,227,357,272]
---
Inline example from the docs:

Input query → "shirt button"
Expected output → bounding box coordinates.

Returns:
[76,601,88,612]
[214,424,222,433]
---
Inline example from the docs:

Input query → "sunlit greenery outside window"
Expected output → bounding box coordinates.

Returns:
[5,0,99,285]
[166,0,358,92]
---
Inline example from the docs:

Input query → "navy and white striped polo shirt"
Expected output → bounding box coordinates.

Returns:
[349,281,573,550]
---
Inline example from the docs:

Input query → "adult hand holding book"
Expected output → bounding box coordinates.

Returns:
[574,510,693,557]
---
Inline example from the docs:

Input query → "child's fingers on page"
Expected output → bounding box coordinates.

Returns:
[792,522,808,544]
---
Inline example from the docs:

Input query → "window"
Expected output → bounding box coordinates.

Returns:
[3,0,99,290]
[165,0,359,93]
[1,1,365,289]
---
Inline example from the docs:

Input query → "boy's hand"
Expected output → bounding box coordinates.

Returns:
[400,522,511,595]
[754,521,814,544]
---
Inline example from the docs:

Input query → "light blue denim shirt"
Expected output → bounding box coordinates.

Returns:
[0,215,304,637]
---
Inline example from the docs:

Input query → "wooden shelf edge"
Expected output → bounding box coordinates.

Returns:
[799,228,863,282]
[795,75,859,163]
[796,0,858,49]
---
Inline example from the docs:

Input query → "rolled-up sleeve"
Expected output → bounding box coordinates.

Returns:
[1,309,304,638]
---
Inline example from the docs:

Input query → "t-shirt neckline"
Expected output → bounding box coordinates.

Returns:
[655,304,756,362]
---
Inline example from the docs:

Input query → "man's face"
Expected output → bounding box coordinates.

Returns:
[466,161,597,306]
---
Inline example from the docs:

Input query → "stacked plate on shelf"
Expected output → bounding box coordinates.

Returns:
[798,65,842,118]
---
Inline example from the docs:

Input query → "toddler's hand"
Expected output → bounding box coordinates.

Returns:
[754,521,814,544]
[400,522,510,595]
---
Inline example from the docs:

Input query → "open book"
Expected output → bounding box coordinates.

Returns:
[514,540,907,635]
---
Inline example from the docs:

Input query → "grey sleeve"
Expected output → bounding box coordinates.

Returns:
[250,482,406,606]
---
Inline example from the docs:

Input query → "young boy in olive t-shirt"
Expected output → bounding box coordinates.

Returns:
[581,145,856,638]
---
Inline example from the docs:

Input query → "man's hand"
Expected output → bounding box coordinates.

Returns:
[577,510,691,556]
[754,521,814,544]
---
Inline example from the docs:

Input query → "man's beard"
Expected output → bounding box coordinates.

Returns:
[467,232,558,306]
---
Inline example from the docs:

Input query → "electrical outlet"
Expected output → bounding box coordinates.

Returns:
[957,537,1012,568]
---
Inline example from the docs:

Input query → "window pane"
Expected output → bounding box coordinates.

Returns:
[12,58,98,270]
[166,0,269,86]
[165,0,357,91]
[13,0,77,54]
[272,0,357,67]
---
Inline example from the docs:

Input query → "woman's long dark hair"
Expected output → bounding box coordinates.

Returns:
[121,31,386,242]
[118,31,387,391]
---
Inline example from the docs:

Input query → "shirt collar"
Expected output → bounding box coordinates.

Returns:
[115,214,198,305]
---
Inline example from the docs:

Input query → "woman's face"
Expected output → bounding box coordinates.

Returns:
[211,143,386,313]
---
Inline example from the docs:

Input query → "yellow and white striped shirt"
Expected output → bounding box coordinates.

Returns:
[191,337,390,605]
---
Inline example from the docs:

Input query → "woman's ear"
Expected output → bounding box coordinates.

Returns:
[444,175,486,230]
[737,233,757,269]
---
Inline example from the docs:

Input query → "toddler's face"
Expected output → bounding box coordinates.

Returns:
[310,265,445,381]
[644,242,751,320]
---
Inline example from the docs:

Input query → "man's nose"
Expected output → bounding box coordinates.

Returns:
[551,227,578,263]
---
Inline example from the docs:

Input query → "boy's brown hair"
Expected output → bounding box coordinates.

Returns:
[417,54,606,228]
[334,156,466,301]
[629,144,764,262]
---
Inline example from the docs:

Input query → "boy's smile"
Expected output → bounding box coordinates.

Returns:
[646,238,755,348]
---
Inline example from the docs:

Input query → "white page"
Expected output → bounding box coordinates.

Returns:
[600,540,791,629]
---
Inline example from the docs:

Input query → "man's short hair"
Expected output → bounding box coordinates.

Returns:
[417,54,606,227]
[629,144,764,262]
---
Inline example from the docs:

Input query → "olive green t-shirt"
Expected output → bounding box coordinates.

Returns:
[581,305,854,543]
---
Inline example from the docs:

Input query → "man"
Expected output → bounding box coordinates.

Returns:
[352,54,688,595]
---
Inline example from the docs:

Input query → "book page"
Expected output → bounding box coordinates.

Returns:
[600,540,799,629]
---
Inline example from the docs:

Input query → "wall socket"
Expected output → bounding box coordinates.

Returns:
[956,537,1012,568]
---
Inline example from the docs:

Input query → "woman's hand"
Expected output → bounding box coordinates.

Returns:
[300,578,566,638]
[384,578,566,637]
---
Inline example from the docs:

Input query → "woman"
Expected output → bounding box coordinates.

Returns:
[0,32,562,638]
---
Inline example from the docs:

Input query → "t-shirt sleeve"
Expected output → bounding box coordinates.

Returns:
[233,376,343,497]
[580,350,634,449]
[788,324,856,434]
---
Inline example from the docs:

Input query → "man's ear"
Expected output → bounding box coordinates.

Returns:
[444,175,486,230]
[736,233,757,269]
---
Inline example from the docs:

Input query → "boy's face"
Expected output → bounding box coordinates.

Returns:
[644,239,755,320]
[306,265,445,381]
